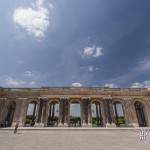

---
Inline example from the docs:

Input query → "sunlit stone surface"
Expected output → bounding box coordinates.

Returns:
[0,129,149,150]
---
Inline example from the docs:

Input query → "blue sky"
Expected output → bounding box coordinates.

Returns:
[0,0,150,88]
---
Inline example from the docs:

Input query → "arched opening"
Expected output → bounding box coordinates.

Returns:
[25,101,37,127]
[134,101,147,127]
[48,101,59,127]
[91,101,103,127]
[69,101,81,127]
[5,101,16,127]
[113,102,125,126]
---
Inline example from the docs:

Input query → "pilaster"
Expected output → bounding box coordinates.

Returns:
[12,98,28,127]
[122,97,138,127]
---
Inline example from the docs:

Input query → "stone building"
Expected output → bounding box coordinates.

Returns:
[0,87,150,128]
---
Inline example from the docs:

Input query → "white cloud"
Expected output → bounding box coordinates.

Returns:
[89,66,94,72]
[93,47,103,57]
[104,83,117,88]
[36,0,45,6]
[130,80,150,88]
[5,77,25,87]
[83,46,95,56]
[83,46,103,58]
[24,71,33,77]
[130,82,143,88]
[72,82,82,87]
[138,57,150,71]
[13,0,51,38]
[30,81,36,85]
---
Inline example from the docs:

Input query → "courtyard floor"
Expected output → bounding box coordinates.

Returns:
[0,128,149,150]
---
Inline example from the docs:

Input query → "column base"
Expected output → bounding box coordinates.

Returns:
[34,123,44,127]
[11,122,23,127]
[82,123,92,127]
[11,122,16,127]
[106,123,116,128]
[127,123,139,127]
[88,123,92,127]
[58,123,68,127]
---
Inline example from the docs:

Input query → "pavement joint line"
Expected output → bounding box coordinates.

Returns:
[0,127,150,131]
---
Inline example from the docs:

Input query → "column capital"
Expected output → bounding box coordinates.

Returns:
[82,96,90,100]
[59,96,69,100]
[0,97,7,100]
[38,97,49,100]
[17,97,28,100]
[103,96,112,100]
[143,97,150,101]
[122,97,132,100]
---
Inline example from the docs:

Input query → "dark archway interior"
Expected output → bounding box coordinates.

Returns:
[114,102,125,126]
[91,101,103,127]
[135,101,147,127]
[48,101,59,127]
[5,101,16,127]
[25,101,37,127]
[69,101,81,127]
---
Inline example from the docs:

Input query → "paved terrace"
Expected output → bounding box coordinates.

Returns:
[0,128,149,150]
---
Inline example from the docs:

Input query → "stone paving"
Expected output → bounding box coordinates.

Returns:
[0,129,149,150]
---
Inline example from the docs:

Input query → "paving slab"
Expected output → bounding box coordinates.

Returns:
[0,129,149,150]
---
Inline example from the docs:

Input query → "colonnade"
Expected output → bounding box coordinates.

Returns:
[1,96,149,128]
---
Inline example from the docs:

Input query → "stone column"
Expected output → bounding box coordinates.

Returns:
[18,98,28,127]
[12,98,28,127]
[64,98,69,126]
[11,99,22,127]
[103,97,116,127]
[34,99,40,126]
[35,98,45,127]
[101,100,106,127]
[42,99,49,127]
[0,98,5,120]
[22,100,29,127]
[123,98,138,127]
[58,97,69,127]
[143,98,150,127]
[81,97,91,127]
[88,98,92,126]
[58,97,64,126]
[0,98,7,123]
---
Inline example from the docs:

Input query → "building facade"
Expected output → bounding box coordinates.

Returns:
[0,87,150,128]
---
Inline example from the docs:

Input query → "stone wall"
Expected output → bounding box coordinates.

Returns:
[0,87,150,127]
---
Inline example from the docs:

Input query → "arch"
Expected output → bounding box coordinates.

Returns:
[25,101,37,127]
[48,101,59,127]
[113,101,125,126]
[5,101,16,127]
[69,100,81,127]
[134,101,147,127]
[91,100,103,127]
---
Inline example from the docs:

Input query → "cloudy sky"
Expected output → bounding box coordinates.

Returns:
[0,0,150,88]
